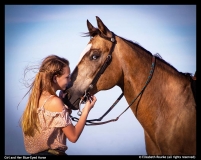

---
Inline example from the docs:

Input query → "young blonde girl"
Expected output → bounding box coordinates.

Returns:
[20,55,97,155]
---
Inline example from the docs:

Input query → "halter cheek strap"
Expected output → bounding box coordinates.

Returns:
[86,32,116,92]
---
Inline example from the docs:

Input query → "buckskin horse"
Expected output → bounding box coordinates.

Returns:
[63,16,196,155]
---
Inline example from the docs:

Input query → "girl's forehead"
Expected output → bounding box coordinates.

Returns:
[77,43,92,65]
[63,66,70,74]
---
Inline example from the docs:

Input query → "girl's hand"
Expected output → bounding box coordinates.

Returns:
[82,95,97,113]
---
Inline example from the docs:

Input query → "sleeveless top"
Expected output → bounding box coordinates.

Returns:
[23,95,72,154]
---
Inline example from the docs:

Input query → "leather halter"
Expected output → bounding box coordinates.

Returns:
[76,32,116,116]
[70,32,156,125]
[87,32,116,92]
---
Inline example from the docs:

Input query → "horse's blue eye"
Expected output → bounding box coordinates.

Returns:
[90,50,100,60]
[92,55,99,60]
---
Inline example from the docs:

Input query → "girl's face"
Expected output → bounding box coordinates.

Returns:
[55,66,71,91]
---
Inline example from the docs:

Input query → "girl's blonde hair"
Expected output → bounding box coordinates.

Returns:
[21,55,69,137]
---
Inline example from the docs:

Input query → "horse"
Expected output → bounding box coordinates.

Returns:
[63,16,196,155]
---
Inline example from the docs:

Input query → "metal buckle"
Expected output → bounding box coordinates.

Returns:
[111,37,115,42]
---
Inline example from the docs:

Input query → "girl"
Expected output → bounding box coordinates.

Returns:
[20,55,97,155]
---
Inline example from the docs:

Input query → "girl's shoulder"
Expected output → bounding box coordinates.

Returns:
[43,95,65,112]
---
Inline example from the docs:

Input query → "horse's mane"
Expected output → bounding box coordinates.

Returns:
[120,36,177,69]
[82,30,193,78]
[120,36,194,78]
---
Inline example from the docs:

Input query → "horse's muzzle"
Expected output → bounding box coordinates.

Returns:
[62,92,78,110]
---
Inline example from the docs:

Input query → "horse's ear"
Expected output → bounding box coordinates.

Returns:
[87,19,97,36]
[96,16,112,37]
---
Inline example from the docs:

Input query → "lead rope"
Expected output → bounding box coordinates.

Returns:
[70,93,124,125]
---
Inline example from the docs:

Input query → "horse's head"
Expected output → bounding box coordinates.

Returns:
[63,16,123,110]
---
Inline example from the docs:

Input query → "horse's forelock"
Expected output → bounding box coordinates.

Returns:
[82,28,100,38]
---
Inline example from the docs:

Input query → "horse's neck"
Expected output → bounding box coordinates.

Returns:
[114,37,196,155]
[116,37,193,124]
[116,37,154,104]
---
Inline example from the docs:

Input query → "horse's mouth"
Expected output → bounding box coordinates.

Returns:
[62,92,78,110]
[62,88,93,110]
[62,92,91,110]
